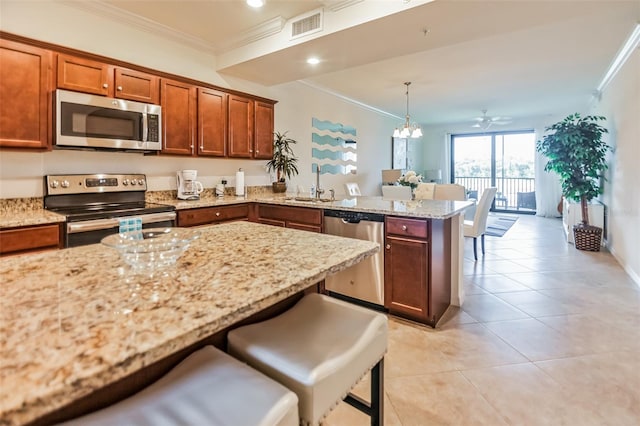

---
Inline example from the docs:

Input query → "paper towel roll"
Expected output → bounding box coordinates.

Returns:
[235,169,245,196]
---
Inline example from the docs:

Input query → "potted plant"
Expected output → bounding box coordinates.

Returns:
[536,113,610,251]
[266,131,299,193]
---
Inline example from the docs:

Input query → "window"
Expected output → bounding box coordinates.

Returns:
[451,130,536,213]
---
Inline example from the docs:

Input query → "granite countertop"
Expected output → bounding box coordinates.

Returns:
[0,193,472,229]
[163,194,473,220]
[0,221,378,426]
[0,198,65,228]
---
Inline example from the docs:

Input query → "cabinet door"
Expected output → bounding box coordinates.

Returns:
[254,100,274,159]
[57,54,110,95]
[197,88,227,157]
[0,40,52,149]
[0,224,61,256]
[114,67,159,104]
[228,94,254,158]
[384,235,429,321]
[161,79,196,156]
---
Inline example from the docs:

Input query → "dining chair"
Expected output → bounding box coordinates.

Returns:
[463,187,498,260]
[344,182,361,196]
[414,182,436,200]
[381,185,412,200]
[433,184,466,201]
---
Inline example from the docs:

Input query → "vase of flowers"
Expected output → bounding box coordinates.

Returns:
[397,170,423,199]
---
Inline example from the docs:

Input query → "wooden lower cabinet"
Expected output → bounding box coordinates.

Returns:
[254,204,322,233]
[384,216,451,326]
[177,204,249,227]
[0,224,62,256]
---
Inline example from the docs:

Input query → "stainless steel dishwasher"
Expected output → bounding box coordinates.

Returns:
[323,209,385,307]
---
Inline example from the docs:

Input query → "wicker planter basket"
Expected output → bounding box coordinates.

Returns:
[573,224,602,251]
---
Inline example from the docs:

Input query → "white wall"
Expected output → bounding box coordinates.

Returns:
[0,1,397,198]
[593,48,640,284]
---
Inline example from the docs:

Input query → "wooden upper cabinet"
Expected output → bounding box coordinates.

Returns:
[0,39,52,149]
[57,54,159,103]
[254,100,274,160]
[228,94,254,158]
[57,54,109,95]
[161,78,196,156]
[197,87,227,157]
[114,67,160,104]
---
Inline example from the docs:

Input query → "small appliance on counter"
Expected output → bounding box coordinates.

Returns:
[177,170,204,200]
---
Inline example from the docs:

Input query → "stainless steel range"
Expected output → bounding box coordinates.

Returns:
[44,174,176,247]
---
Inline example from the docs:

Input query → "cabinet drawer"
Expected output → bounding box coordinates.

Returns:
[386,217,428,239]
[178,204,249,227]
[0,224,61,256]
[257,205,322,226]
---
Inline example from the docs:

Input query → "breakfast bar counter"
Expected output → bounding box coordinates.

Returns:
[0,222,378,426]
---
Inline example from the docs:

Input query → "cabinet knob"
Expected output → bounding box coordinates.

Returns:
[102,83,108,88]
[255,150,259,154]
[402,225,407,231]
[386,244,391,250]
[216,212,221,217]
[117,85,123,91]
[200,145,204,150]
[249,149,253,153]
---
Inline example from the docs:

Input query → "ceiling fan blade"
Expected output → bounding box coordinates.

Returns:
[471,123,481,128]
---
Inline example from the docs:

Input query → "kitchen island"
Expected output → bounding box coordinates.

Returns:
[0,222,378,426]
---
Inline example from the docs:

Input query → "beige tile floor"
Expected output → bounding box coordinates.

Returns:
[326,215,640,425]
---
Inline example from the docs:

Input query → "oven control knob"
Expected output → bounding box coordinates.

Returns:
[50,180,59,188]
[61,180,70,188]
[122,179,129,186]
[137,179,145,186]
[130,180,137,186]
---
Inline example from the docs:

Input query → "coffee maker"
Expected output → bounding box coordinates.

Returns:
[177,170,204,200]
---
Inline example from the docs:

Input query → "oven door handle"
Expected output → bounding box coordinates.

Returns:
[66,212,176,234]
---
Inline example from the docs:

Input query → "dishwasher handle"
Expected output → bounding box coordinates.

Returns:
[324,209,384,223]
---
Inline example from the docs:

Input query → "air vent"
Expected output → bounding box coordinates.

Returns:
[291,10,323,39]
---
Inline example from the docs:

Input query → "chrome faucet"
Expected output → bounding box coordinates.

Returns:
[315,165,324,199]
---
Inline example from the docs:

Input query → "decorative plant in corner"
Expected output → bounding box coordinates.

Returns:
[536,113,610,251]
[266,131,299,193]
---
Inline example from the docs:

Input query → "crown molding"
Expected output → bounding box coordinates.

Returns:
[217,16,287,54]
[58,0,216,53]
[298,80,401,120]
[321,0,364,12]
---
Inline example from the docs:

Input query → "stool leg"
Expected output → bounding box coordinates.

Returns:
[371,358,384,426]
[343,358,384,426]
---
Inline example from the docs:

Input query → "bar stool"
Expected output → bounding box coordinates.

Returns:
[227,293,388,426]
[62,346,298,426]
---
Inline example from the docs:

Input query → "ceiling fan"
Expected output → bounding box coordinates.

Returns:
[472,109,512,130]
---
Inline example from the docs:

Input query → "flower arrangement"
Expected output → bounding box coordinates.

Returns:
[397,170,423,189]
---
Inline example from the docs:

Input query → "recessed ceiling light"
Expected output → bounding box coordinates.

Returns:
[246,0,264,8]
[307,57,320,65]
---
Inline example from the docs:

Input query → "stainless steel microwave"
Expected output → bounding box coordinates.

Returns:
[55,89,162,151]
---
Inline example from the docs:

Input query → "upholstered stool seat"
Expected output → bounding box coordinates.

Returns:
[63,346,298,426]
[228,293,388,426]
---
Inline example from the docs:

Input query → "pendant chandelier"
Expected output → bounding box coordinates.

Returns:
[393,82,423,139]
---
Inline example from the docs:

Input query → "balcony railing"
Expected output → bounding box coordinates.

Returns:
[454,176,536,211]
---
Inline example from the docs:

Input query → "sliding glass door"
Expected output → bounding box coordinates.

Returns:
[451,131,536,213]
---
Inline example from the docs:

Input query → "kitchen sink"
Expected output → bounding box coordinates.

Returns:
[286,197,333,203]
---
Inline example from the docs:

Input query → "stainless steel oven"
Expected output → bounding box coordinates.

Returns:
[44,174,176,247]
